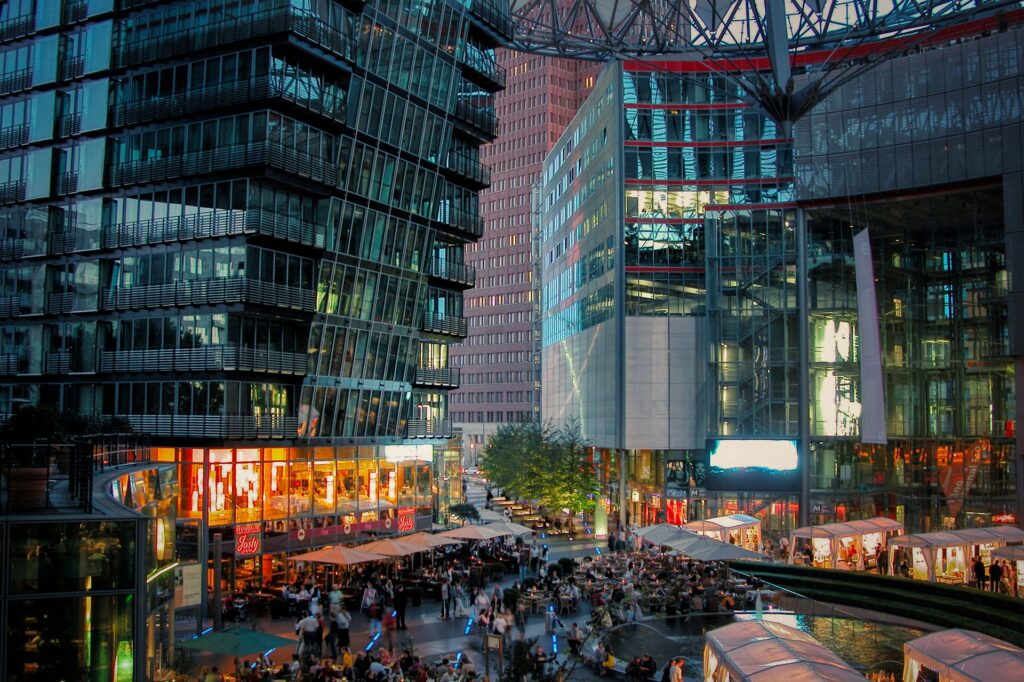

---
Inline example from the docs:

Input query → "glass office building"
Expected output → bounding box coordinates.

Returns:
[0,0,505,593]
[541,20,1023,535]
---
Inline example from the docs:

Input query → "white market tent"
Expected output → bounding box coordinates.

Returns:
[703,620,863,682]
[992,545,1024,595]
[902,629,1024,682]
[788,516,904,570]
[888,526,1024,583]
[683,514,761,550]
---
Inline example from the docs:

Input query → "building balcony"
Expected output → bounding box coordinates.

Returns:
[0,295,25,318]
[406,418,452,439]
[56,171,78,196]
[102,208,326,250]
[444,150,491,189]
[435,205,484,239]
[0,68,31,97]
[0,353,22,376]
[111,75,346,128]
[413,367,461,389]
[0,179,25,206]
[468,0,514,41]
[57,113,81,139]
[44,351,71,375]
[63,0,89,25]
[0,13,34,42]
[453,99,499,139]
[107,141,338,190]
[98,346,308,375]
[101,278,316,313]
[0,123,28,151]
[117,6,355,69]
[422,311,468,338]
[60,56,84,82]
[428,257,476,288]
[46,292,74,315]
[102,414,299,439]
[457,49,506,92]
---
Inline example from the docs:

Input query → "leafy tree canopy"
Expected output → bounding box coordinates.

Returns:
[481,419,598,514]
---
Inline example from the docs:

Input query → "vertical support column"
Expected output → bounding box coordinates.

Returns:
[213,532,223,632]
[618,450,628,529]
[797,208,811,527]
[1003,173,1024,529]
[134,519,148,681]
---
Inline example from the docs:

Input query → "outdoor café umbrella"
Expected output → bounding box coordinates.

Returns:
[664,534,768,562]
[402,532,463,548]
[485,520,534,536]
[178,627,295,657]
[439,525,508,540]
[477,508,505,522]
[634,523,701,547]
[360,538,424,557]
[290,545,387,565]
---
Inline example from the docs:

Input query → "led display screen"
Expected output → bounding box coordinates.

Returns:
[706,439,800,491]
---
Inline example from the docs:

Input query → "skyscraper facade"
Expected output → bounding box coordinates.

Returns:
[450,49,594,459]
[0,0,505,596]
[541,15,1024,537]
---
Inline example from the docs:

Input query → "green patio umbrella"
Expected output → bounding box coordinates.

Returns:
[177,627,296,657]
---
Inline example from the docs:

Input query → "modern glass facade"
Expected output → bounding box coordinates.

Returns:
[0,0,505,615]
[542,22,1024,535]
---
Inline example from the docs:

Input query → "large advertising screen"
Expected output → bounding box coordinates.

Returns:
[706,439,800,491]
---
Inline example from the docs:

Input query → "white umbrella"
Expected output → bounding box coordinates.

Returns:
[290,546,387,565]
[485,520,534,536]
[477,508,505,522]
[634,523,702,547]
[664,535,768,561]
[401,532,463,548]
[359,538,424,557]
[439,525,508,540]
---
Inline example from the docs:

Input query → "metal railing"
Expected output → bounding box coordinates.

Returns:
[468,0,514,40]
[0,122,28,150]
[118,6,355,68]
[0,179,26,205]
[428,257,476,287]
[454,99,499,138]
[0,13,34,42]
[103,414,299,439]
[0,68,32,97]
[422,311,468,337]
[102,278,316,312]
[107,141,338,189]
[44,350,71,374]
[99,346,308,375]
[435,205,484,237]
[112,75,346,128]
[63,0,89,25]
[57,171,78,196]
[60,55,84,81]
[456,48,506,89]
[445,150,491,187]
[0,353,21,375]
[0,295,22,318]
[102,208,325,249]
[57,112,81,138]
[406,418,452,439]
[46,293,73,316]
[48,230,79,255]
[413,367,461,388]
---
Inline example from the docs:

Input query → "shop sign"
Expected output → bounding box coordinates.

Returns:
[993,513,1018,525]
[235,523,262,556]
[397,507,416,532]
[175,563,203,608]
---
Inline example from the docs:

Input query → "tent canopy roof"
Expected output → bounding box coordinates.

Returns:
[904,629,1024,682]
[684,514,760,532]
[706,620,863,682]
[890,526,1024,549]
[993,545,1024,561]
[791,516,904,540]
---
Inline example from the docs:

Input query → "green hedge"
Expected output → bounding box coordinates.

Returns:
[731,561,1024,647]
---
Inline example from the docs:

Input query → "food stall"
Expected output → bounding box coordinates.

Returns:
[704,620,863,682]
[788,517,904,570]
[902,629,1024,682]
[887,526,1024,584]
[683,514,761,550]
[992,545,1024,597]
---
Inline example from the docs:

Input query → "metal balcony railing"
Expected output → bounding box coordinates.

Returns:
[48,231,78,255]
[435,205,484,238]
[107,141,338,189]
[0,295,22,318]
[468,0,513,40]
[413,367,461,389]
[118,6,355,68]
[0,123,28,151]
[0,239,26,260]
[444,150,491,188]
[0,179,26,206]
[56,172,78,196]
[112,75,346,128]
[0,353,21,375]
[0,13,34,42]
[422,311,468,337]
[60,56,84,81]
[0,68,32,97]
[454,99,499,138]
[46,293,73,315]
[103,414,299,439]
[101,278,316,312]
[44,351,72,374]
[406,418,452,439]
[456,48,506,90]
[102,208,326,249]
[428,258,476,287]
[63,0,89,25]
[57,113,81,138]
[98,346,308,375]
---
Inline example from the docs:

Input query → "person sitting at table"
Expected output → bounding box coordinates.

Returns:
[532,645,549,677]
[598,644,616,677]
[567,622,585,656]
[719,591,735,612]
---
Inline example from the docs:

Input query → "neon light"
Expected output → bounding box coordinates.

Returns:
[146,561,180,584]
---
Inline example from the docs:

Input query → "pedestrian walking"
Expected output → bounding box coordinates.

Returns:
[393,584,408,629]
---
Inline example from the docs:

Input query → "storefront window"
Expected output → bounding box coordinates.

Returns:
[336,459,357,513]
[235,448,262,523]
[313,461,336,515]
[396,464,415,506]
[357,459,377,509]
[416,462,431,511]
[263,448,288,520]
[6,595,135,682]
[208,449,234,526]
[178,448,205,519]
[379,460,397,509]
[289,461,311,516]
